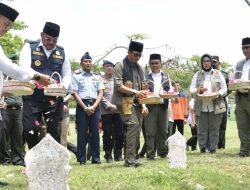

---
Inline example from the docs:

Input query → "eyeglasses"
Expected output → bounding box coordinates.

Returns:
[150,61,160,65]
[132,52,142,58]
[242,46,250,50]
[43,34,58,43]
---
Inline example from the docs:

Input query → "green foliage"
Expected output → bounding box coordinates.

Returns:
[70,59,81,72]
[0,21,27,55]
[125,33,150,41]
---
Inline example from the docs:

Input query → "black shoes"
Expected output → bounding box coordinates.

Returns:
[124,160,142,168]
[147,156,155,161]
[1,160,11,165]
[238,152,249,157]
[0,182,9,187]
[106,158,113,163]
[200,148,206,153]
[210,150,216,154]
[79,161,86,165]
[191,146,197,151]
[159,153,167,158]
[114,157,124,162]
[92,160,101,164]
[14,161,26,167]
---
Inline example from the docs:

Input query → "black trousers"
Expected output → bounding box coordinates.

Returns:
[218,100,228,149]
[139,120,147,156]
[172,119,184,135]
[0,107,23,164]
[186,124,197,148]
[101,113,124,158]
[22,98,63,149]
[0,119,5,163]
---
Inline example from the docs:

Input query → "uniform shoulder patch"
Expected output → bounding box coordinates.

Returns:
[74,69,82,74]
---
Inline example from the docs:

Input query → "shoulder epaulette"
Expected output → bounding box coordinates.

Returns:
[93,72,101,76]
[28,40,39,45]
[74,69,82,74]
[56,44,64,50]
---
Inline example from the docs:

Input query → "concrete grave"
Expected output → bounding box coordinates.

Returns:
[25,134,71,190]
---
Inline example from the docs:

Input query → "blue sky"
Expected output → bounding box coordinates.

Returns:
[4,0,250,66]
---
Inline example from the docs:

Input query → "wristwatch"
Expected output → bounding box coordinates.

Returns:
[33,74,41,81]
[131,89,138,95]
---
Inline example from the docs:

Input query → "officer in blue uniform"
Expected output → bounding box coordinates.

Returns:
[19,22,72,149]
[71,52,104,165]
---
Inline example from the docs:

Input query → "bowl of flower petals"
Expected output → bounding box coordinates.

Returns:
[44,72,67,97]
[159,91,179,99]
[228,79,250,91]
[139,91,161,104]
[197,91,220,100]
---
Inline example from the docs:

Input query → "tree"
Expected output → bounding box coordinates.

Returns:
[0,21,28,55]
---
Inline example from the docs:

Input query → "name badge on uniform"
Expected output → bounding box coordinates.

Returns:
[32,51,44,56]
[52,54,63,59]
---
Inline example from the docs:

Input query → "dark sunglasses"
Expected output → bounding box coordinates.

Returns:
[132,52,142,58]
[242,46,250,50]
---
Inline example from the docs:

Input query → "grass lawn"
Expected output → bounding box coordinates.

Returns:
[0,120,249,190]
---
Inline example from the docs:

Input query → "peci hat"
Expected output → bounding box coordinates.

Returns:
[128,41,144,52]
[149,53,161,61]
[103,60,114,66]
[43,22,60,37]
[0,2,19,22]
[242,37,250,47]
[211,55,219,62]
[81,52,92,61]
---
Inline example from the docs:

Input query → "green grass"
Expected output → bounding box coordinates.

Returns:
[1,120,250,190]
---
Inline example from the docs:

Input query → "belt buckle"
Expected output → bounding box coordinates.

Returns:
[12,106,17,110]
[89,99,93,103]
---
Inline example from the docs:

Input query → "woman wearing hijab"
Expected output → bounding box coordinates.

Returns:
[189,54,227,154]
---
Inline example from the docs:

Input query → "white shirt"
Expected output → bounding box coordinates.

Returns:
[0,45,36,120]
[189,69,227,112]
[151,72,162,95]
[0,45,35,96]
[187,98,194,124]
[19,42,71,89]
[240,59,250,80]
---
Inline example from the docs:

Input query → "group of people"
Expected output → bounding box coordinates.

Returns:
[0,1,250,187]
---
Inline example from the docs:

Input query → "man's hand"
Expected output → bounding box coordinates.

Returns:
[141,105,149,117]
[109,104,117,112]
[85,106,95,116]
[63,105,69,112]
[33,73,54,86]
[136,90,147,99]
[199,87,208,94]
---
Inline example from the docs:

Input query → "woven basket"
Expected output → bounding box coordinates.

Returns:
[44,72,67,97]
[139,96,161,104]
[228,81,250,91]
[197,93,219,100]
[159,92,178,99]
[3,77,35,96]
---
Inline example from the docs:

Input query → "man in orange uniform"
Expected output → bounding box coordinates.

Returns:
[171,82,188,135]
